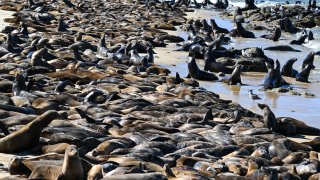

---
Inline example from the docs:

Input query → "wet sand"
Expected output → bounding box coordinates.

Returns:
[155,8,320,128]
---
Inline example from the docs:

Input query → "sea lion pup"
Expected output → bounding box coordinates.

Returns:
[281,58,298,78]
[302,51,315,68]
[290,34,308,45]
[30,48,56,71]
[187,57,219,81]
[231,20,255,38]
[29,145,84,180]
[210,19,229,34]
[261,27,281,41]
[264,45,301,52]
[296,64,315,83]
[0,110,58,153]
[257,103,278,131]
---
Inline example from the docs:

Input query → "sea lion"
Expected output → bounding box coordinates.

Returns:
[296,64,315,83]
[308,31,314,40]
[221,64,243,85]
[261,27,281,41]
[204,47,233,74]
[257,103,278,131]
[102,172,168,180]
[280,17,300,34]
[302,51,315,69]
[28,145,84,180]
[290,34,308,45]
[187,57,219,81]
[0,110,58,153]
[281,58,298,78]
[231,20,255,38]
[210,19,229,34]
[264,45,301,52]
[30,48,56,71]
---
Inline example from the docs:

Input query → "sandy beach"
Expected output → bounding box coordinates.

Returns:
[0,0,319,179]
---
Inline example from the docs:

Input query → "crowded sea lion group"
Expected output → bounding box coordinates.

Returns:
[0,0,319,179]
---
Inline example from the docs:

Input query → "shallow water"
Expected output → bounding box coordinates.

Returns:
[156,9,320,128]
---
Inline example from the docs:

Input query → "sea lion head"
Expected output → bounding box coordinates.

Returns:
[66,145,79,157]
[32,48,46,60]
[257,103,267,109]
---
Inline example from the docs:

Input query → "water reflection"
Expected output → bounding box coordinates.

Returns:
[156,10,320,128]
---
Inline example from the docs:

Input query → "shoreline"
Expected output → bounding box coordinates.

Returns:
[156,8,320,129]
[0,1,319,179]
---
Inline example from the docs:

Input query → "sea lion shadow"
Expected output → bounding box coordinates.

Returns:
[289,134,309,139]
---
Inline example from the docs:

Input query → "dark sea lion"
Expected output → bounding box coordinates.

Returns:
[0,110,58,153]
[257,103,278,131]
[261,27,281,41]
[290,34,308,45]
[302,51,315,68]
[187,57,219,81]
[12,74,27,96]
[30,48,56,71]
[264,45,301,52]
[280,17,300,34]
[263,62,276,89]
[303,137,320,151]
[210,19,229,34]
[231,21,255,38]
[188,43,205,59]
[221,64,243,85]
[296,64,315,83]
[234,7,245,23]
[204,47,233,74]
[308,31,314,40]
[241,0,258,11]
[281,58,298,78]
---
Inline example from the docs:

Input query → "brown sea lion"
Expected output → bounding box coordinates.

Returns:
[0,110,58,153]
[28,145,84,180]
